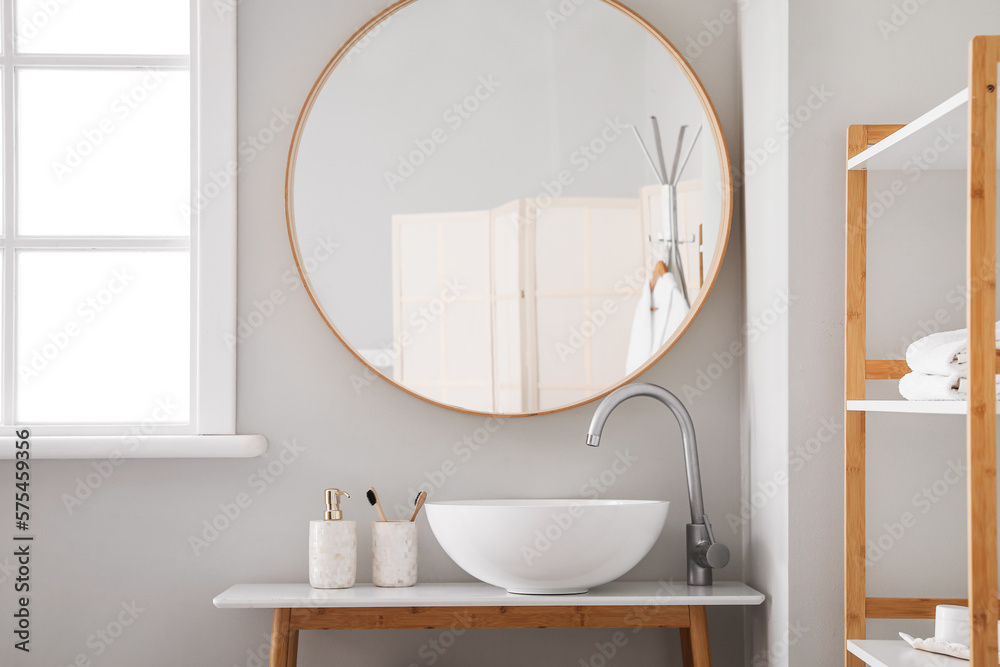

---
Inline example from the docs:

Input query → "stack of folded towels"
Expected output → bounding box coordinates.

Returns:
[899,321,1000,401]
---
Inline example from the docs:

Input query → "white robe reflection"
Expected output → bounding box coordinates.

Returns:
[625,272,689,374]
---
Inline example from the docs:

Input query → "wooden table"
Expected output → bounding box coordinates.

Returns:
[214,581,764,666]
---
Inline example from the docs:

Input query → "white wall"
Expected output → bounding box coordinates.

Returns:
[739,1,790,665]
[0,1,746,666]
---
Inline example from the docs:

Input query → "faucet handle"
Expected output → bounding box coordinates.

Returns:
[695,540,731,570]
[702,515,716,543]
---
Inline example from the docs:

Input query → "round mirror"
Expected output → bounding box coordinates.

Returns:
[287,0,732,416]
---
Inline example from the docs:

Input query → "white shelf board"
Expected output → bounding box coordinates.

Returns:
[214,581,766,609]
[846,399,981,415]
[848,89,970,171]
[847,640,969,667]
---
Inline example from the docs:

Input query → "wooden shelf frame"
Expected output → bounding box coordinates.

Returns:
[862,353,1000,381]
[844,36,1000,667]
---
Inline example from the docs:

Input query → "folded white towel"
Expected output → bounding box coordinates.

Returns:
[905,321,1000,377]
[899,372,1000,401]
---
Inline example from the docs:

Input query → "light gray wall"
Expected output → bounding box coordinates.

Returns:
[785,1,999,664]
[0,1,746,666]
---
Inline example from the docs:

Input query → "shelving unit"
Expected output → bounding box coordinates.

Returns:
[844,37,1000,666]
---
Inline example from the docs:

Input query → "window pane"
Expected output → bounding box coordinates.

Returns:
[16,0,189,55]
[17,251,190,423]
[0,72,4,234]
[18,69,190,236]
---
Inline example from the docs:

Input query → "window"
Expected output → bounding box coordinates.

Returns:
[1,1,262,457]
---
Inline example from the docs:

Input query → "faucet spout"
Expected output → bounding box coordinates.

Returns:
[586,382,728,586]
[586,383,706,524]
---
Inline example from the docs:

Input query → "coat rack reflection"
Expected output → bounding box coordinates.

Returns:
[631,117,702,304]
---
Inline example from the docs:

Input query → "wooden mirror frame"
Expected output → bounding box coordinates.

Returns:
[285,0,733,418]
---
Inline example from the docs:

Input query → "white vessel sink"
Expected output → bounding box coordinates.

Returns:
[425,499,669,594]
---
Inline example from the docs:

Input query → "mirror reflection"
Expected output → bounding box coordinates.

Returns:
[289,0,731,415]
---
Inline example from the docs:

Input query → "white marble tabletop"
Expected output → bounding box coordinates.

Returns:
[214,581,765,609]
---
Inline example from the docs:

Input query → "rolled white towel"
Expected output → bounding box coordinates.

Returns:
[905,321,1000,377]
[899,371,1000,401]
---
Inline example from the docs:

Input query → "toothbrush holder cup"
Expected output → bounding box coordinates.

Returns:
[372,521,418,588]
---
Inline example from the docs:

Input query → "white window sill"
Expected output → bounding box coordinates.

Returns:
[0,435,267,459]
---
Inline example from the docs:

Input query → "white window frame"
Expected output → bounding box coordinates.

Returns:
[0,1,265,459]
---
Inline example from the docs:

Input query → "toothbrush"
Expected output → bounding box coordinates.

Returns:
[409,491,428,522]
[366,487,388,522]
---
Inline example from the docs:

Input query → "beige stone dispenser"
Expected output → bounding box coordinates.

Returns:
[308,488,357,589]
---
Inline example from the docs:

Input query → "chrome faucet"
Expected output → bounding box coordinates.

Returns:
[586,382,729,586]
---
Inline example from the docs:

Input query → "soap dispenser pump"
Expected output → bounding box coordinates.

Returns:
[309,488,357,589]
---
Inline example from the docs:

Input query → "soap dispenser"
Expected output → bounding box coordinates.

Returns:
[309,488,357,589]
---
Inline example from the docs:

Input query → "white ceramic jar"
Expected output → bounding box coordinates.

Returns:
[935,605,970,646]
[372,521,417,588]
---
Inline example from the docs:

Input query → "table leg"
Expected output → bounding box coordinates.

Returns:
[679,606,711,667]
[270,608,299,667]
[287,629,299,666]
[680,626,694,665]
